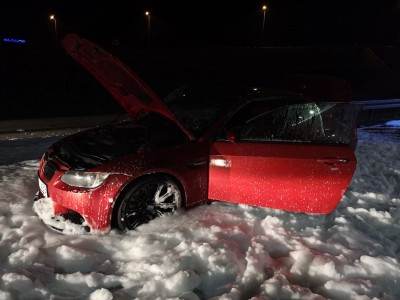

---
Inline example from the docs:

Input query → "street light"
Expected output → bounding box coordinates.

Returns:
[49,14,57,39]
[262,4,268,35]
[145,11,151,45]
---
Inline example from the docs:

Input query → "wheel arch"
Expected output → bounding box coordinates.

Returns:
[110,172,187,228]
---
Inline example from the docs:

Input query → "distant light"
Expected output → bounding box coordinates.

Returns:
[2,37,27,44]
[262,5,268,11]
[309,110,315,115]
[49,14,56,20]
[145,11,150,16]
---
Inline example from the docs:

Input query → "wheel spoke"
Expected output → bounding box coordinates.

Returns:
[156,202,176,209]
[157,188,174,203]
[154,184,177,204]
[121,180,180,231]
[125,211,137,218]
[153,183,165,203]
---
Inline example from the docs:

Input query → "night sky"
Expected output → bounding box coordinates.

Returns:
[2,1,400,120]
[1,0,400,47]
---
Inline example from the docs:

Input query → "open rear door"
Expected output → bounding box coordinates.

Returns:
[62,34,193,140]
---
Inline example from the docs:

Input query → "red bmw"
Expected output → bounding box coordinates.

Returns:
[34,34,358,233]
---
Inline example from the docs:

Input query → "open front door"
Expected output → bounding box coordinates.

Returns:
[209,101,358,214]
[62,34,193,140]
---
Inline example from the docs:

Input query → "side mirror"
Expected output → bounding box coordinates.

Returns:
[226,130,236,143]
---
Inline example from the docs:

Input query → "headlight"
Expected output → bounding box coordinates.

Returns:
[61,171,110,188]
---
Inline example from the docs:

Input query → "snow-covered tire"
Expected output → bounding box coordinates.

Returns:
[113,176,182,231]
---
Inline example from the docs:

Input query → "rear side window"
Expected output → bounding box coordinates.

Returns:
[229,102,358,145]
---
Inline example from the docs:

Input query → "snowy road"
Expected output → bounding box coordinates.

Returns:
[0,129,399,299]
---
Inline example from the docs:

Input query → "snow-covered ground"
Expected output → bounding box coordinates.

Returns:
[0,129,399,300]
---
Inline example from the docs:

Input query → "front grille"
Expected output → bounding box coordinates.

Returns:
[43,160,57,181]
[61,211,90,232]
[62,211,84,225]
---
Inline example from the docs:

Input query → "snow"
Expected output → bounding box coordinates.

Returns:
[33,197,90,235]
[385,120,400,127]
[0,128,399,299]
[89,288,114,300]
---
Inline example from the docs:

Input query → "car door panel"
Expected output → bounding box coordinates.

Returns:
[209,100,358,214]
[209,141,356,214]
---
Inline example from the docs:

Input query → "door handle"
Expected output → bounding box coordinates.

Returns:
[210,158,231,168]
[317,158,349,164]
[188,159,208,168]
[336,158,349,164]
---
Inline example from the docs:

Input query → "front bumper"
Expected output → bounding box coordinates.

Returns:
[36,159,131,233]
[33,196,91,234]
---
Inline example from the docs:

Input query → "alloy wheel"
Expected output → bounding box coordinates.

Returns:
[117,178,182,230]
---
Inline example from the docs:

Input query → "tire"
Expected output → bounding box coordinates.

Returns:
[114,176,182,231]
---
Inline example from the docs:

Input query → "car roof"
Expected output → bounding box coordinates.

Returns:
[117,46,397,100]
[163,75,352,109]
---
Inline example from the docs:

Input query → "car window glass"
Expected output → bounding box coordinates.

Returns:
[223,102,357,145]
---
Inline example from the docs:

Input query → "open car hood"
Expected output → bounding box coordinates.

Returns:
[62,34,193,140]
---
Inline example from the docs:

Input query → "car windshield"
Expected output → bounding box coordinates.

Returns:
[164,85,237,137]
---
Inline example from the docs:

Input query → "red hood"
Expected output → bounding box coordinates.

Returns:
[62,34,193,140]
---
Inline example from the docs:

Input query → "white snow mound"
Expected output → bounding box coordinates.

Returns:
[0,129,399,299]
[33,197,89,235]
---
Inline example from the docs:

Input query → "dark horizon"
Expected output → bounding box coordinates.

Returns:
[2,1,400,122]
[2,1,400,48]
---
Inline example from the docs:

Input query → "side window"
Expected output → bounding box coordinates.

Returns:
[223,102,357,145]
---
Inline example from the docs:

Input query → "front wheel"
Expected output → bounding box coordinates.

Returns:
[114,176,183,231]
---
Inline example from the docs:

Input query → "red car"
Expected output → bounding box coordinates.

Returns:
[34,34,358,233]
